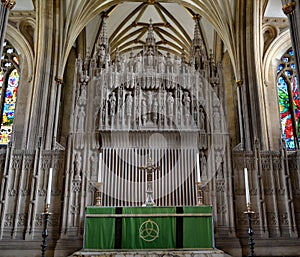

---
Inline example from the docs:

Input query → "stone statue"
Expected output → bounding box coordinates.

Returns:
[76,106,86,149]
[90,154,97,176]
[141,99,147,125]
[183,92,191,116]
[97,45,106,67]
[152,97,158,123]
[74,153,82,180]
[136,52,142,72]
[167,92,174,118]
[200,151,207,178]
[213,109,221,131]
[199,107,205,130]
[78,85,87,106]
[77,106,85,132]
[109,92,117,116]
[158,54,165,73]
[199,81,204,100]
[121,54,126,72]
[126,93,133,117]
[174,55,180,74]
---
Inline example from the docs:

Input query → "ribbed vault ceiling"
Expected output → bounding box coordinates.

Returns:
[12,0,286,79]
[87,1,213,60]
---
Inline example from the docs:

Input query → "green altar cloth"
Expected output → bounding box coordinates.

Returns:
[84,206,213,251]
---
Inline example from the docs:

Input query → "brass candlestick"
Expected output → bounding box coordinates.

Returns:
[41,204,51,257]
[92,182,103,206]
[244,203,255,257]
[196,182,204,206]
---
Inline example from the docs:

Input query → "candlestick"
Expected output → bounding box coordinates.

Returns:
[98,153,102,182]
[244,168,250,206]
[41,204,51,257]
[46,168,52,205]
[95,182,103,206]
[244,206,255,256]
[196,152,201,182]
[196,182,204,206]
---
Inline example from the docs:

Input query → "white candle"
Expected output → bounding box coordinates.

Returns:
[196,152,201,182]
[98,153,102,182]
[46,168,53,205]
[244,168,250,205]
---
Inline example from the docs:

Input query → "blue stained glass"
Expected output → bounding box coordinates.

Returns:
[289,49,294,56]
[283,57,289,62]
[285,70,291,76]
[277,64,284,73]
[291,63,296,70]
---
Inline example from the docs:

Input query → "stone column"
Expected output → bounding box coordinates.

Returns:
[52,77,63,149]
[0,0,15,54]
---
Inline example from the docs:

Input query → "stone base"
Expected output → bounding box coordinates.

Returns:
[72,249,226,257]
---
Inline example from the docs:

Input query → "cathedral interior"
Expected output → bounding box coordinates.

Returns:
[0,0,300,256]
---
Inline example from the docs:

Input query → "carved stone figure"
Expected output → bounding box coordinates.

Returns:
[74,153,82,180]
[158,54,165,73]
[78,85,87,106]
[200,151,207,178]
[90,154,97,176]
[147,46,154,66]
[152,97,158,123]
[126,93,133,117]
[199,107,205,130]
[76,106,86,149]
[167,92,174,118]
[183,92,191,116]
[174,55,180,74]
[136,52,142,72]
[141,99,147,124]
[98,45,106,64]
[109,92,117,116]
[213,109,221,131]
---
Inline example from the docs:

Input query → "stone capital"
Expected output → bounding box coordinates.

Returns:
[55,76,64,85]
[236,80,243,87]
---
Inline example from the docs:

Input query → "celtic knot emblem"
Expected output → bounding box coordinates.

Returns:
[139,219,159,242]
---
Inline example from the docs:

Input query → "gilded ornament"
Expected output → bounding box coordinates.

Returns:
[282,2,296,15]
[236,80,243,87]
[1,0,15,9]
[55,76,64,85]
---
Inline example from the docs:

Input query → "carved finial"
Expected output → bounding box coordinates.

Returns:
[99,18,108,47]
[95,17,110,68]
[146,19,156,47]
[190,18,206,70]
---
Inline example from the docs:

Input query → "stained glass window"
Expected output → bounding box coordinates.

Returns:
[277,48,300,150]
[0,41,20,145]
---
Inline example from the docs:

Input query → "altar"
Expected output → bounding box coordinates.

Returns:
[83,206,214,251]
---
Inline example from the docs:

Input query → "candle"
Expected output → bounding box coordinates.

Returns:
[98,153,102,182]
[196,152,201,182]
[244,168,250,205]
[46,168,53,205]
